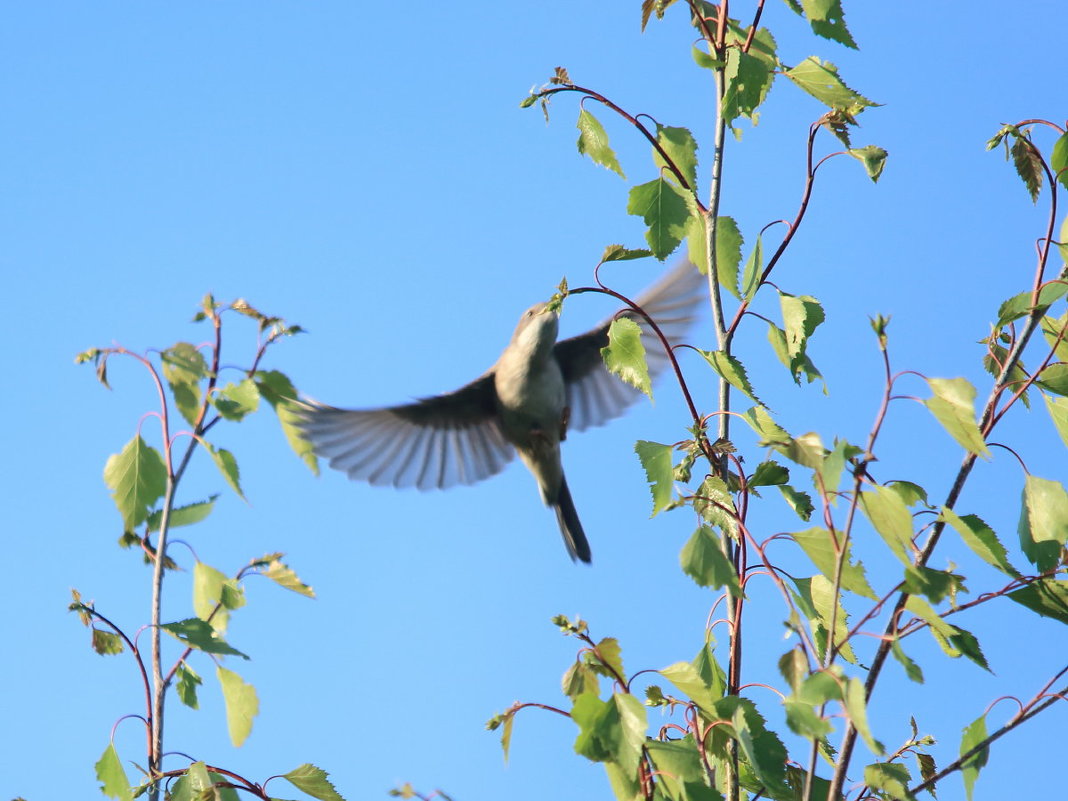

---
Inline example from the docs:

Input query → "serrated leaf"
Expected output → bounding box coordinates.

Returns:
[779,484,815,521]
[256,370,319,475]
[161,342,208,426]
[146,495,218,533]
[791,527,877,599]
[589,637,625,679]
[923,378,990,458]
[573,693,647,772]
[177,662,202,709]
[635,440,675,515]
[750,460,788,487]
[162,618,249,659]
[848,145,888,182]
[859,486,915,565]
[701,349,762,404]
[741,405,790,445]
[779,291,825,385]
[95,743,133,801]
[193,562,245,634]
[1023,474,1068,544]
[740,235,763,301]
[844,677,884,754]
[699,216,744,298]
[600,244,653,263]
[654,125,698,189]
[283,764,346,801]
[799,0,857,48]
[208,444,245,500]
[212,378,260,421]
[1051,131,1068,191]
[731,699,791,797]
[103,435,168,531]
[960,715,989,801]
[217,666,258,747]
[865,762,915,801]
[262,557,316,598]
[602,317,651,397]
[785,57,877,114]
[941,508,1020,577]
[1011,136,1043,201]
[627,177,694,260]
[1037,363,1068,396]
[1008,579,1068,624]
[681,525,742,597]
[563,660,600,700]
[576,109,625,178]
[92,629,124,655]
[890,639,924,684]
[997,282,1068,327]
[659,660,722,712]
[723,48,774,125]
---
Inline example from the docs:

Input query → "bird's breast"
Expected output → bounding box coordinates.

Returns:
[494,355,566,446]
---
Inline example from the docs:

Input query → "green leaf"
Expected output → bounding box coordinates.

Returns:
[791,527,877,599]
[890,639,924,684]
[212,378,260,421]
[797,0,857,48]
[256,370,319,475]
[92,629,124,655]
[848,145,888,182]
[844,677,884,755]
[654,125,698,189]
[960,714,989,801]
[785,57,877,114]
[941,508,1021,577]
[602,317,651,397]
[627,177,694,260]
[193,561,245,634]
[1040,314,1068,362]
[783,699,832,740]
[283,764,347,801]
[730,699,791,798]
[563,660,600,700]
[659,660,722,713]
[161,618,249,659]
[864,762,915,801]
[739,235,763,300]
[1011,136,1043,201]
[1037,363,1068,396]
[700,349,762,404]
[1022,474,1068,544]
[600,244,653,263]
[262,556,316,598]
[723,48,774,125]
[996,282,1068,327]
[146,495,218,533]
[177,662,202,709]
[217,666,259,747]
[95,743,133,801]
[767,322,825,389]
[779,291,825,386]
[572,693,647,772]
[750,460,788,487]
[741,405,790,446]
[1008,579,1068,624]
[778,484,815,521]
[208,444,245,500]
[904,565,965,605]
[588,637,626,680]
[1017,484,1062,572]
[645,740,714,801]
[635,440,675,515]
[859,485,916,565]
[103,435,168,531]
[681,525,743,597]
[923,377,991,458]
[161,342,208,426]
[948,625,990,672]
[576,109,625,178]
[1050,131,1068,191]
[713,216,743,297]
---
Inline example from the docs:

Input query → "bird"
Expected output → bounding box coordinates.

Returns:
[296,262,704,563]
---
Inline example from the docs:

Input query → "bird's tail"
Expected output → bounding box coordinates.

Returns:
[554,477,591,564]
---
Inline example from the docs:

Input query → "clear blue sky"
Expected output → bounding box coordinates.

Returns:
[4,2,1064,799]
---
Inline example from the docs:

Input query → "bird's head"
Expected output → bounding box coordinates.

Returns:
[509,302,560,359]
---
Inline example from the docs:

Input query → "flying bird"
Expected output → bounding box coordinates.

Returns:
[297,262,704,563]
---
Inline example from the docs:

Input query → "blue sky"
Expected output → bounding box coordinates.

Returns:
[4,2,1065,799]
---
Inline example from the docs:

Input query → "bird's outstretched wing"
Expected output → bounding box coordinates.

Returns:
[296,373,514,490]
[554,261,705,432]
